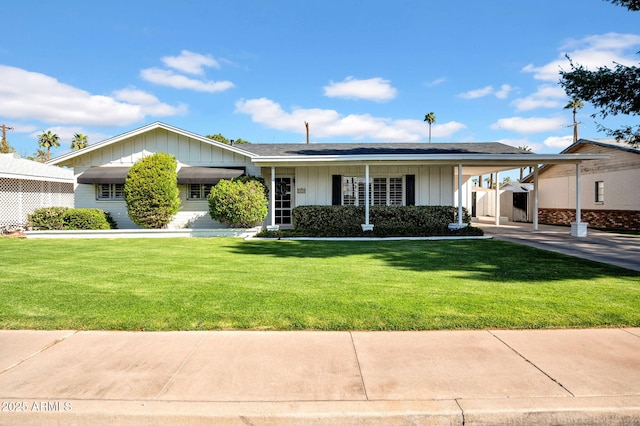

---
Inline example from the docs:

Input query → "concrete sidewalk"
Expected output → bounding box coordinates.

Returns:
[475,221,640,272]
[1,329,639,425]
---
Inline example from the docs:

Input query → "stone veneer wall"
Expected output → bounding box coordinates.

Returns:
[538,208,640,231]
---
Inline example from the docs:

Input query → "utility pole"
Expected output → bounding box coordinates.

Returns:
[305,122,309,144]
[1,124,14,153]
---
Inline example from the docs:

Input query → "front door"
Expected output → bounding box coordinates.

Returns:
[275,177,293,225]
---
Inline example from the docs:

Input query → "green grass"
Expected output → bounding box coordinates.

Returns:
[0,238,638,331]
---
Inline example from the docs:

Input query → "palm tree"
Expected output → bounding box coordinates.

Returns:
[37,130,60,161]
[564,98,583,143]
[424,112,436,143]
[29,148,49,163]
[518,145,533,181]
[71,133,89,150]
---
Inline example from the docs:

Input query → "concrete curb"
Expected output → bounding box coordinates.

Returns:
[2,397,639,425]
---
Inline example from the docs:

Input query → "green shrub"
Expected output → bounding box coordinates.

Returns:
[63,208,113,230]
[208,178,268,227]
[27,207,70,230]
[124,153,180,229]
[290,205,481,237]
[27,207,117,230]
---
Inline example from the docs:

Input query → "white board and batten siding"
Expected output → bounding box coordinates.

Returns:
[275,164,455,207]
[67,128,259,229]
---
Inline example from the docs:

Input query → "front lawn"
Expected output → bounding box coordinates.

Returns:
[0,238,638,330]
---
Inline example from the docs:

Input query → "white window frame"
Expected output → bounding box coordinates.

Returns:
[595,181,604,204]
[342,176,404,206]
[96,183,124,200]
[187,184,213,200]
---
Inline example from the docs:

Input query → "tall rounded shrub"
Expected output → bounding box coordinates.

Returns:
[124,153,180,229]
[208,178,268,227]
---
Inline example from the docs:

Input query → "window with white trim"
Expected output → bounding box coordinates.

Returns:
[188,184,214,200]
[342,176,404,206]
[595,181,604,203]
[97,184,124,200]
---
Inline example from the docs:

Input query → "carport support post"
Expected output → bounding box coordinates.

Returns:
[571,162,588,237]
[267,166,279,231]
[361,164,374,231]
[533,164,539,231]
[448,163,467,231]
[494,171,500,226]
[457,163,463,227]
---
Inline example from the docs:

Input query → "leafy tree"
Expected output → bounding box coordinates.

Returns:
[71,133,89,150]
[423,112,436,143]
[37,130,60,161]
[124,153,181,229]
[559,0,639,146]
[205,133,251,145]
[0,141,15,154]
[208,178,268,227]
[609,0,640,10]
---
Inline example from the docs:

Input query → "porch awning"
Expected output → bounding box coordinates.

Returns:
[77,167,130,184]
[177,167,244,184]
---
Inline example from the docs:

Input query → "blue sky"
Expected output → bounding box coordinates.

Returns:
[1,0,638,159]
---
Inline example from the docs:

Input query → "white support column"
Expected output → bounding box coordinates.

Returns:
[362,164,373,231]
[571,162,588,237]
[448,164,468,230]
[494,171,500,226]
[533,164,539,231]
[267,166,278,231]
[576,163,582,222]
[457,163,463,226]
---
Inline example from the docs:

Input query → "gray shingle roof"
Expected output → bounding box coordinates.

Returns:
[238,142,529,157]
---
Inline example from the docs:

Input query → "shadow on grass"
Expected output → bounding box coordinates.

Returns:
[230,239,640,282]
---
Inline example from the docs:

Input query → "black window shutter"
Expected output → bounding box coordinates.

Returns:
[406,175,415,206]
[332,175,342,205]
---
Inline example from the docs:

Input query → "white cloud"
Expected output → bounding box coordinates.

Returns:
[543,135,573,149]
[235,97,466,141]
[161,50,220,75]
[458,84,513,99]
[0,65,183,126]
[511,84,565,111]
[495,84,513,99]
[323,77,397,102]
[425,77,446,87]
[491,116,565,134]
[141,68,234,93]
[523,32,640,81]
[458,85,494,99]
[112,88,188,116]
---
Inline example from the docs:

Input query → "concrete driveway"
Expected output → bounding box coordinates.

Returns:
[475,221,640,272]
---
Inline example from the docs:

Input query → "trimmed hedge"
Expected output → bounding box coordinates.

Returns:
[208,178,268,227]
[27,208,116,230]
[288,205,482,237]
[124,153,180,229]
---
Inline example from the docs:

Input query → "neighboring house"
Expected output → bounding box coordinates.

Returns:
[48,122,605,231]
[524,138,640,231]
[0,153,74,228]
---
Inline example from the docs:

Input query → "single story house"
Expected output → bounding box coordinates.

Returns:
[523,138,640,231]
[48,122,607,235]
[0,153,74,228]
